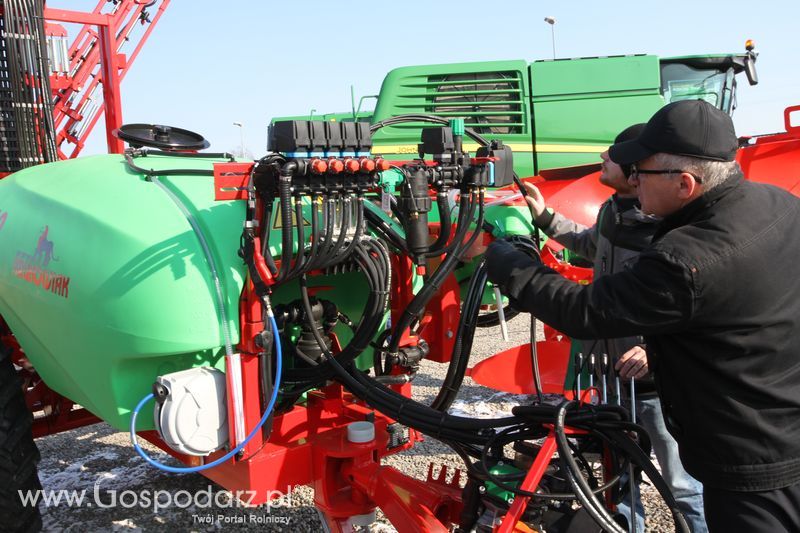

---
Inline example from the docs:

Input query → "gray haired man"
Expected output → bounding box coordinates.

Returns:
[486,99,800,531]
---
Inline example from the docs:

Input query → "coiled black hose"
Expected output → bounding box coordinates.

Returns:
[278,175,294,282]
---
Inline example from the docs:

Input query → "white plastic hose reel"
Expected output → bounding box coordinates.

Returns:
[154,367,229,456]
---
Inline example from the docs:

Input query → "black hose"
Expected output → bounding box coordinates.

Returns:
[531,314,543,404]
[430,259,487,411]
[319,196,351,270]
[279,238,387,390]
[305,195,321,269]
[308,197,336,271]
[554,401,626,533]
[364,207,409,253]
[287,196,307,279]
[336,195,365,264]
[259,199,279,276]
[141,149,235,161]
[369,113,491,150]
[277,176,294,282]
[294,263,520,444]
[424,190,472,258]
[386,190,484,355]
[428,193,452,253]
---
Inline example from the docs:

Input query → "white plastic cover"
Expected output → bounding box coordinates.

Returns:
[155,367,229,456]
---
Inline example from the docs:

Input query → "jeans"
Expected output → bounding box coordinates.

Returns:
[617,396,707,532]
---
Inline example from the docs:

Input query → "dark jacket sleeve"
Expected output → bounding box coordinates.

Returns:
[538,210,598,262]
[486,240,693,339]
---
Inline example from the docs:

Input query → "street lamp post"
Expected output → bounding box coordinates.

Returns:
[232,121,245,158]
[544,17,556,59]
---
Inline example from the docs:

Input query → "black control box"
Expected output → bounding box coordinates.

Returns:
[268,120,372,154]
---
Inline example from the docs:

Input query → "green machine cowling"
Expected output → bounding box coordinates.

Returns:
[0,154,244,429]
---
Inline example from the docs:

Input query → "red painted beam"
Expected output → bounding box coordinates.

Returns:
[43,8,111,27]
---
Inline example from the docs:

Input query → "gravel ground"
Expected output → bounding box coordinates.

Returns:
[34,315,675,532]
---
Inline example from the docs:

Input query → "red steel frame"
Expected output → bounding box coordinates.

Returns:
[44,0,171,159]
[0,0,170,179]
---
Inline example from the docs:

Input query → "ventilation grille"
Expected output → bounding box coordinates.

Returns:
[391,71,525,135]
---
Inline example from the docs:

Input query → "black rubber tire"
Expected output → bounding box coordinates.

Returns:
[0,342,42,532]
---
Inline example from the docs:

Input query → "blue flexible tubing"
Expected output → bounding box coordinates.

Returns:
[129,313,282,473]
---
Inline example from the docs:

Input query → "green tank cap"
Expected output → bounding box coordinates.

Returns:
[378,168,405,192]
[449,118,465,137]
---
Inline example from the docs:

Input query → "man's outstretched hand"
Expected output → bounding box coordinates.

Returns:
[523,182,547,220]
[615,345,649,380]
[485,238,542,287]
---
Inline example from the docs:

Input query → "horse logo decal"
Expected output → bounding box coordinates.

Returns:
[11,225,71,299]
[33,226,58,267]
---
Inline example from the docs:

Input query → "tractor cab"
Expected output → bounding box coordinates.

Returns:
[660,41,758,114]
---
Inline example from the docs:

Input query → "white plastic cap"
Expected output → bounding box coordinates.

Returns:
[347,421,375,443]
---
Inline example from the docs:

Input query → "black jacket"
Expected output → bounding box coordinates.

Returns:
[487,171,800,491]
[536,195,659,395]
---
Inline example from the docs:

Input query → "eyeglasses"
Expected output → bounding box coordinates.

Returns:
[630,165,703,184]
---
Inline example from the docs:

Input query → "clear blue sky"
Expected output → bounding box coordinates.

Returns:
[54,0,800,157]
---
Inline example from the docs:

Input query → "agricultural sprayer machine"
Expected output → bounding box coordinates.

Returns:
[1,105,798,532]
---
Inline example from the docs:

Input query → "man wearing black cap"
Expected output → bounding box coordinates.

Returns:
[522,123,706,532]
[486,99,800,531]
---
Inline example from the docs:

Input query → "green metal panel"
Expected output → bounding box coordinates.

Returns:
[529,55,666,173]
[531,55,661,96]
[485,462,524,504]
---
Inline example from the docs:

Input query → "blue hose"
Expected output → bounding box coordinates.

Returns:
[129,314,282,473]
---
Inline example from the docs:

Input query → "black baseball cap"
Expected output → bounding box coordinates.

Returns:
[615,123,646,145]
[609,99,738,165]
[613,123,646,178]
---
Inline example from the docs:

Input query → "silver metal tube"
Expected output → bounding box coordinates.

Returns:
[493,286,509,342]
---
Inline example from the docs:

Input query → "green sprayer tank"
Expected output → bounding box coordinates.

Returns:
[0,153,378,430]
[0,154,245,429]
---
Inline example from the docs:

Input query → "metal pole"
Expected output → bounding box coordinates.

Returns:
[233,121,245,158]
[544,17,556,60]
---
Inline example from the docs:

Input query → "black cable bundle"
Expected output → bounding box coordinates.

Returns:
[383,190,484,358]
[1,0,57,170]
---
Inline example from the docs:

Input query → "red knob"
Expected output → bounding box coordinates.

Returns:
[344,158,360,173]
[311,159,328,174]
[375,158,391,171]
[328,158,344,173]
[359,157,376,172]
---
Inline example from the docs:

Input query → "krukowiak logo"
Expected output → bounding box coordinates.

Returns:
[0,210,7,231]
[12,226,71,299]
